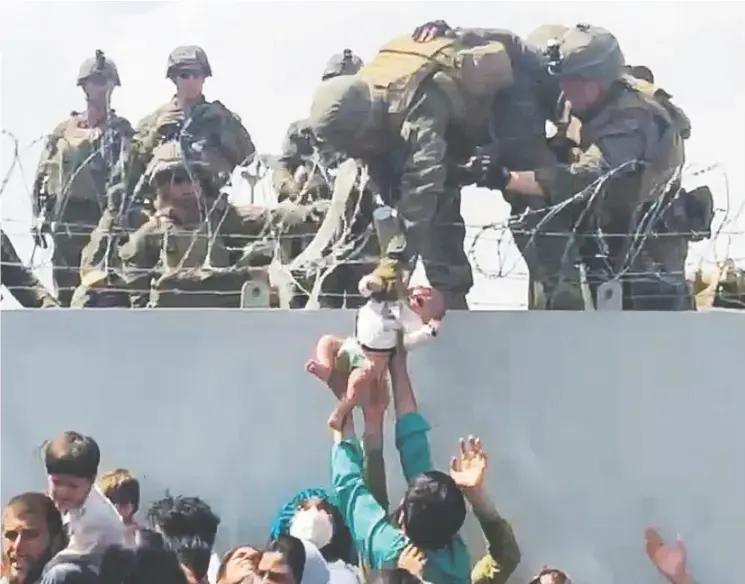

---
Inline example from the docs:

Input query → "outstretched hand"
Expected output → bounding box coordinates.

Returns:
[412,20,455,43]
[449,435,487,490]
[645,527,688,584]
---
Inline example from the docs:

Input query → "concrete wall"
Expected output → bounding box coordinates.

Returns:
[2,310,743,584]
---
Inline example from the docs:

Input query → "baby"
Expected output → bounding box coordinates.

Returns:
[305,258,443,429]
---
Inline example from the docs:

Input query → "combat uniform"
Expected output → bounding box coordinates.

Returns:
[272,49,370,308]
[108,142,329,308]
[1,230,58,308]
[422,23,585,309]
[307,35,514,309]
[32,53,132,306]
[531,24,691,309]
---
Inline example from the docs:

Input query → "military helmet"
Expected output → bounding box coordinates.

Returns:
[308,76,374,152]
[526,24,569,52]
[146,141,211,186]
[321,49,364,81]
[559,23,626,86]
[166,45,212,78]
[76,50,121,86]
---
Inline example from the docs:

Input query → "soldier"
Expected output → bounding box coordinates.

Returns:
[273,49,364,202]
[272,49,367,309]
[1,230,58,308]
[124,45,255,200]
[413,21,586,309]
[31,51,132,306]
[469,24,693,310]
[305,33,518,310]
[93,142,328,308]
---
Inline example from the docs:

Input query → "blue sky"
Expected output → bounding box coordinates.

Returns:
[2,1,743,309]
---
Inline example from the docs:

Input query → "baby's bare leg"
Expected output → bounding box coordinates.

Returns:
[328,367,372,431]
[328,355,389,430]
[306,335,342,380]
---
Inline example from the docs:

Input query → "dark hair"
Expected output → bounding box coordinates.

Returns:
[43,431,100,479]
[398,471,466,550]
[98,469,140,513]
[5,493,64,541]
[267,535,305,583]
[99,534,188,584]
[367,568,423,584]
[146,495,220,581]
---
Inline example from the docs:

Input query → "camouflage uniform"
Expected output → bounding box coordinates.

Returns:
[88,142,329,308]
[32,54,132,306]
[123,46,256,205]
[307,36,515,309]
[1,230,58,308]
[272,49,369,308]
[447,25,586,309]
[533,24,691,310]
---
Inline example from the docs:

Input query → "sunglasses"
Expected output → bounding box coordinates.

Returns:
[154,170,193,187]
[176,71,203,80]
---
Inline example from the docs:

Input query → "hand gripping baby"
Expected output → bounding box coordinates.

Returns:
[305,258,444,430]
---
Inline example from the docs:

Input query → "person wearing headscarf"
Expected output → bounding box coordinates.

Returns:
[269,489,360,584]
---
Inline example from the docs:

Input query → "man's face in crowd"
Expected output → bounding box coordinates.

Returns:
[2,507,57,584]
[47,474,92,512]
[257,551,296,584]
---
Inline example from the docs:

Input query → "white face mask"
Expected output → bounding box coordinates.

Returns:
[289,507,334,550]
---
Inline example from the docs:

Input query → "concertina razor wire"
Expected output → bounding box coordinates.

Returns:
[1,127,744,309]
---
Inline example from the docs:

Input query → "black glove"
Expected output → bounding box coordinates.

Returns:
[466,155,511,191]
[412,20,454,43]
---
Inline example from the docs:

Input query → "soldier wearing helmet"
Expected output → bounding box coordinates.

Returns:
[464,23,693,310]
[121,45,255,209]
[410,20,585,310]
[271,49,369,309]
[31,50,133,307]
[90,139,331,309]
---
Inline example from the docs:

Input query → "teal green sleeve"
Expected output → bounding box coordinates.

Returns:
[331,438,409,569]
[395,412,433,483]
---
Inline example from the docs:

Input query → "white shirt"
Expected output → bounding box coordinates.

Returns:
[55,485,126,566]
[355,275,435,351]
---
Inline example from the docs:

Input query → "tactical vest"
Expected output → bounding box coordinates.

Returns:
[357,35,515,140]
[42,117,115,204]
[156,212,231,273]
[622,75,692,139]
[140,100,236,184]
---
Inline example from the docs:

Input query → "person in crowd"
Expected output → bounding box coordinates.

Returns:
[215,545,262,584]
[145,495,220,584]
[527,567,571,584]
[99,528,189,584]
[1,492,97,584]
[270,489,359,583]
[43,431,125,566]
[328,344,471,584]
[97,469,140,544]
[258,536,329,584]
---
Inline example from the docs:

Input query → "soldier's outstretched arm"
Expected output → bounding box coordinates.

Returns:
[389,80,452,262]
[518,108,656,203]
[1,230,58,308]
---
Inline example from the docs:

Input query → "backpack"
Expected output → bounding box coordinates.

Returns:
[357,35,515,139]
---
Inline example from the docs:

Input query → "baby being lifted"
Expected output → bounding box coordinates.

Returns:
[305,258,444,429]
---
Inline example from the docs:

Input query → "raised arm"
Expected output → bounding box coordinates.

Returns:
[331,407,408,569]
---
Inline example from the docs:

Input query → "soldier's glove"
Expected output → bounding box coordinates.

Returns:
[548,135,580,164]
[412,20,454,43]
[467,155,512,191]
